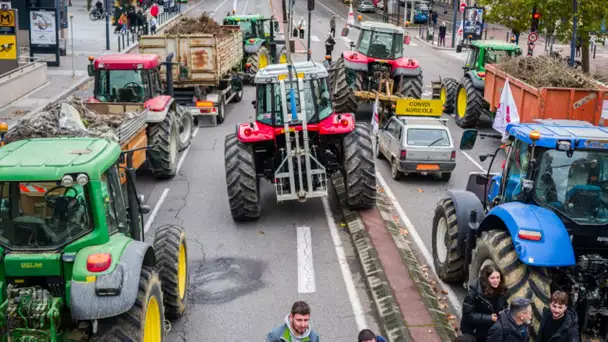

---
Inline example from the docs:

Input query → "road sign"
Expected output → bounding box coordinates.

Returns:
[527,32,538,43]
[0,35,16,60]
[460,2,466,12]
[0,9,14,27]
[395,99,443,116]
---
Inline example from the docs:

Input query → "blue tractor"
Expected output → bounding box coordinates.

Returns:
[432,120,608,340]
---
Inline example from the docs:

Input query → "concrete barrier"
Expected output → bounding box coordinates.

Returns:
[0,58,48,109]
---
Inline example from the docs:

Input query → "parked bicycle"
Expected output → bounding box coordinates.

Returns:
[89,8,108,21]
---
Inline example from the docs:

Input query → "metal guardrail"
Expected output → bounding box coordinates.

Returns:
[116,9,181,52]
[0,57,46,80]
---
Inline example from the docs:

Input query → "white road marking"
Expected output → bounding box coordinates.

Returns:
[144,188,170,233]
[213,0,230,13]
[176,126,199,174]
[242,0,250,14]
[311,35,320,42]
[376,172,463,316]
[462,150,486,172]
[322,197,367,330]
[192,126,199,137]
[297,226,317,293]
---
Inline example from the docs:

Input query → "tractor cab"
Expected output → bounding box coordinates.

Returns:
[87,54,165,103]
[354,22,405,60]
[223,14,280,40]
[464,40,522,77]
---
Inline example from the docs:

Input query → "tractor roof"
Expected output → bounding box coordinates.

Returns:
[224,14,264,20]
[471,39,521,51]
[254,61,329,83]
[0,138,121,182]
[94,54,160,70]
[508,120,608,149]
[359,21,405,34]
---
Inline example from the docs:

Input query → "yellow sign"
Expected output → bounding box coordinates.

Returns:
[0,35,16,60]
[395,98,443,117]
[0,10,15,27]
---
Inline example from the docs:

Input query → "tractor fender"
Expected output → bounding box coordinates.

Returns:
[69,240,156,320]
[244,39,265,54]
[145,96,175,123]
[444,190,485,263]
[465,70,485,90]
[393,66,422,77]
[479,202,576,267]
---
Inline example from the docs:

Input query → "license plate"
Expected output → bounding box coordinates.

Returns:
[416,164,439,171]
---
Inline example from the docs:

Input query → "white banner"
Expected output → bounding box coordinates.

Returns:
[492,79,520,141]
[371,97,380,134]
[347,3,355,26]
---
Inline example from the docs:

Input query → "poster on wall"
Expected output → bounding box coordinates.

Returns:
[463,7,484,39]
[29,10,56,46]
[0,35,16,60]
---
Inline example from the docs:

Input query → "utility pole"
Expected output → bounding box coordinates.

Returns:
[105,0,110,50]
[570,0,577,67]
[451,0,458,48]
[282,0,287,24]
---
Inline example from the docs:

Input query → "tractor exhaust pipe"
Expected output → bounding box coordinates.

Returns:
[164,52,175,97]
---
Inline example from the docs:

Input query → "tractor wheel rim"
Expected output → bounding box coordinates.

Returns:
[143,296,162,342]
[178,243,187,300]
[279,53,288,64]
[179,114,192,145]
[436,217,448,263]
[440,87,447,105]
[259,53,268,69]
[457,87,467,118]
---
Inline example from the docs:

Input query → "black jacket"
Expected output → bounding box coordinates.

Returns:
[460,279,508,340]
[487,309,530,342]
[536,307,580,342]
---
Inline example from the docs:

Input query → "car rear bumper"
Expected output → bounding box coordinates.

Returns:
[399,160,456,173]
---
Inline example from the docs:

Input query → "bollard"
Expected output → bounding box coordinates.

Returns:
[117,35,121,52]
[506,32,509,42]
[122,33,125,49]
[594,45,597,59]
[126,31,130,45]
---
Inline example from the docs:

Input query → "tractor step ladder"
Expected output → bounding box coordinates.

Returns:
[273,68,328,202]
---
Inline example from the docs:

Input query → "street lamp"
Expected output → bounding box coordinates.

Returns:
[570,0,577,67]
[70,14,75,78]
[105,0,110,50]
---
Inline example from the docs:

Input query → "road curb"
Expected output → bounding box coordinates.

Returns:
[414,36,455,51]
[5,3,202,128]
[331,175,413,342]
[375,188,458,341]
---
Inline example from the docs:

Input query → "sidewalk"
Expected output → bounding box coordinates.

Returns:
[0,0,201,127]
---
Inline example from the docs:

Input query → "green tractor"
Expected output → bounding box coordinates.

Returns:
[223,14,288,76]
[0,136,189,341]
[432,40,522,128]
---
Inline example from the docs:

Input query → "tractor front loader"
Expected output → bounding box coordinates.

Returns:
[224,61,376,221]
[0,135,189,341]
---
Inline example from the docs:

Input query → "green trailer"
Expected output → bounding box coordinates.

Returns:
[223,14,288,77]
[0,133,189,341]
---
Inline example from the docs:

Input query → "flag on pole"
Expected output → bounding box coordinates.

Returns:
[371,97,380,134]
[492,79,520,142]
[347,3,355,26]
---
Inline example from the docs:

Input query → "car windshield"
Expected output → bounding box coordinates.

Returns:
[358,29,403,59]
[484,49,513,64]
[535,149,608,224]
[407,128,450,147]
[0,182,93,250]
[95,69,149,102]
[256,78,333,126]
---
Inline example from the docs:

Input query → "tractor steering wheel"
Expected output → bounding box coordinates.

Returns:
[44,186,78,207]
[123,82,143,93]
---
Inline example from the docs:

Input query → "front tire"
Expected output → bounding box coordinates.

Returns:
[455,77,484,128]
[343,123,376,209]
[224,133,261,221]
[440,77,458,114]
[469,230,551,339]
[432,197,466,282]
[154,224,189,319]
[95,267,165,341]
[330,56,358,114]
[148,111,179,179]
[176,106,194,152]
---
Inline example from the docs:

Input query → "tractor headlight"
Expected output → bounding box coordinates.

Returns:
[76,173,89,186]
[61,175,74,187]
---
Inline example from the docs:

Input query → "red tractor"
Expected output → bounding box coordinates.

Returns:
[329,21,423,122]
[224,62,376,221]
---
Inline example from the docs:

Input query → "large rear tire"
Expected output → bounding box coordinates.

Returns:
[440,77,458,114]
[432,197,466,283]
[396,73,423,99]
[224,133,261,221]
[246,46,270,74]
[343,123,376,209]
[154,224,189,319]
[469,230,551,340]
[148,111,179,179]
[176,106,194,152]
[455,77,484,128]
[330,56,358,114]
[95,266,165,342]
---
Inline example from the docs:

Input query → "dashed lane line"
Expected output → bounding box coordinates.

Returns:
[144,188,170,233]
[297,226,317,293]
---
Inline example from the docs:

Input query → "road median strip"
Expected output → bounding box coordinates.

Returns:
[332,174,457,341]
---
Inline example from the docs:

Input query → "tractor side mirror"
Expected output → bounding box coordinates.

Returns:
[459,129,478,151]
[87,64,95,77]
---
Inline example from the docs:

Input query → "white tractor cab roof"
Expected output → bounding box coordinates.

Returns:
[253,61,329,84]
[358,21,405,35]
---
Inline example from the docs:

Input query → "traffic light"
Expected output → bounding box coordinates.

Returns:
[308,0,315,11]
[531,7,541,31]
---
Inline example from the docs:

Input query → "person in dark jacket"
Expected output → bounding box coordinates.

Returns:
[487,297,533,342]
[460,265,509,341]
[357,328,387,342]
[537,291,580,342]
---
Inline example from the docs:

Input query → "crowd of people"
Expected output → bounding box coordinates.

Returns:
[456,265,579,342]
[93,0,166,35]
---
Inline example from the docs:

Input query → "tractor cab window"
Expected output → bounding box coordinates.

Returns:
[357,30,403,59]
[235,20,258,39]
[149,69,162,97]
[0,181,93,250]
[484,49,511,64]
[95,69,150,103]
[502,140,530,202]
[256,79,332,126]
[465,48,480,69]
[535,149,608,224]
[100,165,127,235]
